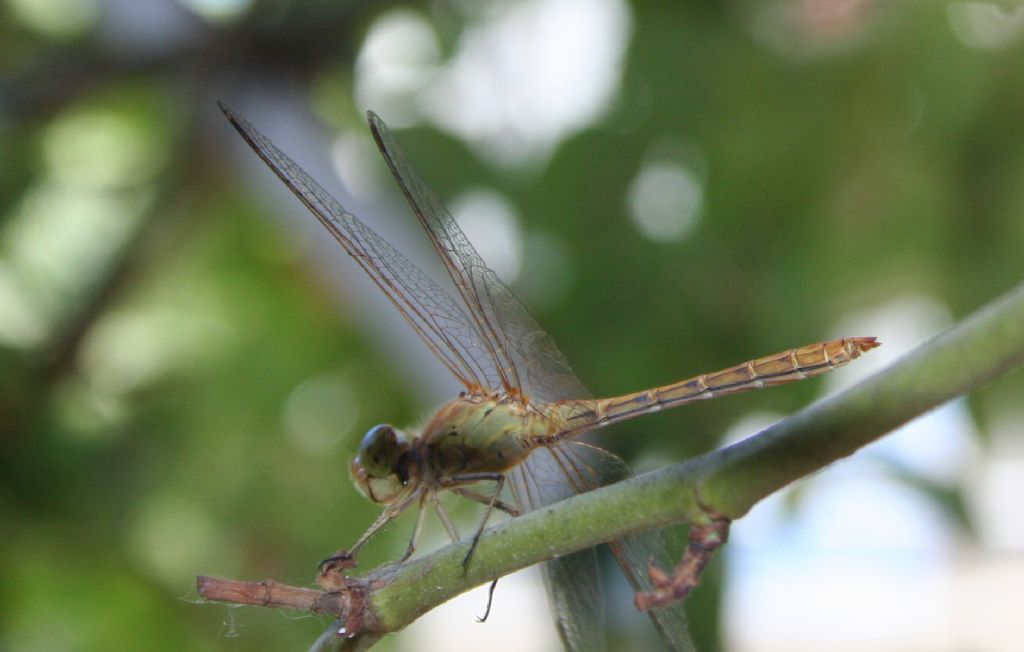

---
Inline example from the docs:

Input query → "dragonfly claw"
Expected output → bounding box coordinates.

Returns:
[318,551,358,575]
[316,551,359,592]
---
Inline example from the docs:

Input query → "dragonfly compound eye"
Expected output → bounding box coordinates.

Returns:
[357,424,407,476]
[351,424,410,504]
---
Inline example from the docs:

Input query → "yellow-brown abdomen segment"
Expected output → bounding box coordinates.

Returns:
[557,336,879,434]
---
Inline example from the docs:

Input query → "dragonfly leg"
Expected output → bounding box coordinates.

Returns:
[431,492,461,543]
[400,493,429,562]
[454,473,508,570]
[475,578,500,623]
[450,486,520,516]
[634,517,731,610]
[319,491,421,575]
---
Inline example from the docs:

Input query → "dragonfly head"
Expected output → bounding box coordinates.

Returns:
[350,424,414,504]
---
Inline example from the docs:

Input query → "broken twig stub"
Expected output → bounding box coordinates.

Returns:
[196,575,369,636]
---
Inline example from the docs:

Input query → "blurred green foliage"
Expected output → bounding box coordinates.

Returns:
[2,1,1023,651]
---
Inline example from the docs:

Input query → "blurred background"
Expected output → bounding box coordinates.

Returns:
[2,1,1023,650]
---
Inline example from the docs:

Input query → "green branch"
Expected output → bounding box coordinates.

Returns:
[315,279,1024,648]
[701,278,1024,515]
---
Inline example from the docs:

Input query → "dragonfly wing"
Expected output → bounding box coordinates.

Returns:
[509,446,606,652]
[366,114,691,647]
[220,103,499,391]
[526,440,696,652]
[367,112,589,404]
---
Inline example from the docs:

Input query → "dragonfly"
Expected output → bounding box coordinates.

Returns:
[219,102,878,651]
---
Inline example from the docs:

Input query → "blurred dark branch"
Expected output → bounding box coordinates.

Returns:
[0,3,372,121]
[30,92,206,382]
[38,205,166,379]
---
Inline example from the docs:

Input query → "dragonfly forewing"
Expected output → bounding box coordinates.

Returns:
[368,113,590,405]
[220,103,496,392]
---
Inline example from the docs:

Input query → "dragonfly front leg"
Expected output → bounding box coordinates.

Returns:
[319,490,422,575]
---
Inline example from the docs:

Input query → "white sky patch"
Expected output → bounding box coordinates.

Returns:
[828,293,954,384]
[827,294,978,485]
[397,566,560,652]
[722,292,1020,651]
[721,411,786,447]
[450,188,524,284]
[966,408,1024,551]
[798,471,957,555]
[725,463,966,652]
[726,496,1024,652]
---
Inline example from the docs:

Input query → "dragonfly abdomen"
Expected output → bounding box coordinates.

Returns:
[557,336,879,434]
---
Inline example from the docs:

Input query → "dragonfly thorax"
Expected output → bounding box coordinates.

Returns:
[420,395,543,478]
[350,424,417,504]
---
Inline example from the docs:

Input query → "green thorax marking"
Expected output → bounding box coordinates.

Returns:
[419,395,547,478]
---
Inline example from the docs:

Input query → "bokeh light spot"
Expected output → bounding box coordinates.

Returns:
[126,493,231,588]
[355,8,442,125]
[179,0,251,23]
[450,189,523,283]
[283,372,360,454]
[948,2,1024,50]
[5,0,98,37]
[626,161,703,243]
